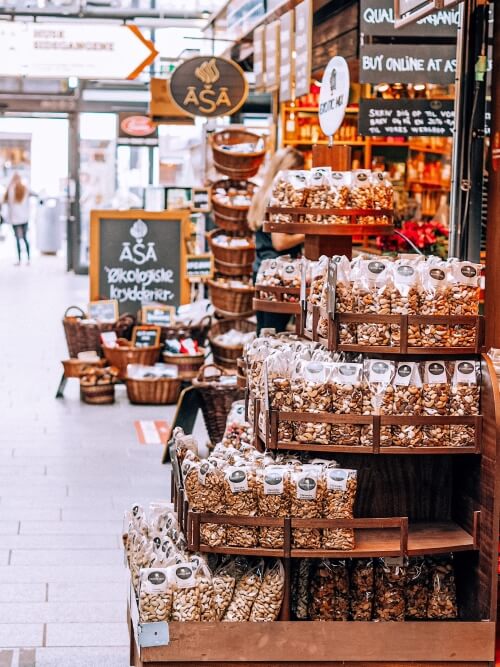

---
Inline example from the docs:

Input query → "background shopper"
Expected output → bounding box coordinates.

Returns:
[4,173,32,265]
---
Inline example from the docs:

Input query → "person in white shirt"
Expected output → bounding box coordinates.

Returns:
[4,173,31,265]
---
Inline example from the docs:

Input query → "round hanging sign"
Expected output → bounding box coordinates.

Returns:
[318,56,350,138]
[169,56,249,118]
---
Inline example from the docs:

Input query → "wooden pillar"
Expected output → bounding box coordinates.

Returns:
[484,4,500,348]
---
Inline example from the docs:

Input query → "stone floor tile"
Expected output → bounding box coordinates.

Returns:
[19,521,121,536]
[0,523,18,536]
[10,549,122,567]
[0,624,44,648]
[0,510,60,522]
[0,566,128,584]
[0,584,46,603]
[45,623,128,647]
[48,582,127,603]
[32,646,130,666]
[0,601,123,624]
[0,535,118,550]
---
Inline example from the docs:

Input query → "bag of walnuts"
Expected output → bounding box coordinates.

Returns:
[350,558,374,621]
[331,361,363,447]
[427,555,458,619]
[256,465,291,548]
[362,359,395,448]
[322,468,358,550]
[183,459,226,547]
[292,360,334,445]
[418,260,449,347]
[390,258,421,348]
[223,464,259,548]
[265,349,295,443]
[448,260,482,347]
[373,557,406,622]
[309,559,350,621]
[405,557,429,620]
[449,360,480,447]
[353,259,392,347]
[290,465,325,549]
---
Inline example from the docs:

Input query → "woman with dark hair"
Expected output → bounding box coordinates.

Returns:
[4,173,31,266]
[248,148,305,334]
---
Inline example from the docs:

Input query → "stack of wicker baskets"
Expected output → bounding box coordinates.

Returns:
[208,318,255,370]
[62,306,135,358]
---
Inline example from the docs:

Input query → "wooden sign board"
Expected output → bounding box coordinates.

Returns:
[142,304,176,327]
[132,325,161,348]
[90,210,190,316]
[149,78,194,125]
[295,0,313,98]
[253,25,266,92]
[360,43,457,85]
[358,98,454,136]
[191,188,211,213]
[88,299,118,323]
[186,253,214,282]
[395,0,460,28]
[265,21,280,92]
[361,0,459,37]
[280,11,295,102]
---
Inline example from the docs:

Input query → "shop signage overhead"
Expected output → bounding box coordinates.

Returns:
[265,21,281,92]
[118,113,158,146]
[253,26,266,92]
[169,57,248,118]
[318,56,350,139]
[280,11,295,102]
[358,98,454,136]
[90,210,190,315]
[0,22,157,79]
[361,0,459,36]
[149,78,194,126]
[360,44,456,84]
[395,0,461,29]
[294,0,313,98]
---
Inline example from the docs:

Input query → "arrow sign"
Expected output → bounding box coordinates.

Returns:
[0,22,158,80]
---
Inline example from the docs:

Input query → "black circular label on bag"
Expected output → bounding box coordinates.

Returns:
[298,477,316,491]
[461,265,477,278]
[229,470,246,484]
[368,261,385,274]
[429,362,445,375]
[398,364,412,377]
[153,537,161,548]
[397,265,414,277]
[265,472,283,486]
[176,566,192,580]
[373,361,389,374]
[285,265,295,274]
[332,172,342,180]
[457,361,474,374]
[329,470,347,482]
[200,462,210,475]
[148,571,166,585]
[339,365,356,376]
[357,172,368,182]
[430,268,445,280]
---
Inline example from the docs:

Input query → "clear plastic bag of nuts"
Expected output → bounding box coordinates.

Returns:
[292,360,334,445]
[255,258,280,301]
[309,559,350,621]
[265,349,295,443]
[373,557,407,622]
[170,561,201,622]
[427,555,458,619]
[223,464,258,548]
[269,170,310,224]
[421,360,450,447]
[417,260,449,347]
[390,258,421,348]
[353,259,392,346]
[279,257,302,302]
[350,170,374,224]
[290,464,325,549]
[449,360,480,447]
[256,465,291,548]
[183,459,226,548]
[330,361,363,446]
[306,256,330,337]
[335,255,357,344]
[292,558,313,619]
[405,557,429,620]
[448,260,482,347]
[350,558,374,620]
[223,558,264,622]
[322,468,357,550]
[371,171,393,224]
[191,556,217,622]
[391,361,423,448]
[361,359,395,448]
[212,558,238,621]
[249,559,285,621]
[305,168,350,224]
[139,568,173,623]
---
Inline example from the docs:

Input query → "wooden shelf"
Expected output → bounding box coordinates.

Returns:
[253,298,301,314]
[408,180,451,190]
[283,139,366,146]
[408,143,452,156]
[267,440,479,456]
[371,141,410,148]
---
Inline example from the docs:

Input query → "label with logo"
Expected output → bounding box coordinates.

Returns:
[395,263,416,285]
[384,557,405,568]
[368,360,393,384]
[288,170,309,189]
[353,169,371,186]
[453,261,481,286]
[264,466,286,495]
[326,468,353,491]
[394,362,417,386]
[428,266,447,286]
[226,467,249,493]
[336,363,362,385]
[141,568,170,593]
[367,260,387,276]
[295,469,318,500]
[454,360,478,384]
[310,167,332,186]
[304,361,329,383]
[171,562,197,588]
[424,361,447,384]
[198,461,211,485]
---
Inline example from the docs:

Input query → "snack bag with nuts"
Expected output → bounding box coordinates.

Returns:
[222,401,254,450]
[305,167,332,224]
[257,465,291,548]
[330,361,363,446]
[422,360,450,447]
[354,259,392,346]
[249,559,285,621]
[170,561,201,622]
[391,361,423,448]
[223,465,258,547]
[350,558,374,620]
[131,533,151,594]
[449,360,480,447]
[418,260,449,346]
[390,259,421,348]
[292,558,313,619]
[191,557,217,622]
[279,258,302,302]
[290,465,324,549]
[327,171,351,224]
[374,557,407,622]
[265,349,295,443]
[322,468,357,550]
[309,559,350,621]
[427,555,458,619]
[362,359,395,448]
[306,255,329,337]
[183,459,226,547]
[448,260,482,347]
[212,558,238,621]
[405,557,429,620]
[256,258,280,301]
[331,559,351,620]
[223,559,264,622]
[139,568,173,623]
[293,361,333,444]
[270,170,309,224]
[334,255,356,344]
[350,169,374,224]
[371,171,393,224]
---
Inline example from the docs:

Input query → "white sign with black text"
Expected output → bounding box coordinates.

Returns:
[318,56,350,139]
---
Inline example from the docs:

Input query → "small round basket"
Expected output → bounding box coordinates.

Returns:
[156,315,211,346]
[79,367,119,405]
[62,358,106,378]
[102,344,161,379]
[208,319,255,370]
[214,257,254,277]
[62,306,135,358]
[211,179,256,234]
[208,280,254,318]
[206,229,255,266]
[125,376,182,405]
[211,129,266,178]
[162,348,206,380]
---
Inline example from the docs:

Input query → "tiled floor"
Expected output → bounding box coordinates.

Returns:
[0,239,206,666]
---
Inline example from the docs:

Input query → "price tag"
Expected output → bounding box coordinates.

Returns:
[186,254,214,282]
[132,325,161,348]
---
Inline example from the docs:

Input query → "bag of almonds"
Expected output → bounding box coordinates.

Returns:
[309,559,350,621]
[449,360,480,447]
[373,557,406,622]
[223,464,258,548]
[183,459,226,548]
[322,468,357,550]
[223,558,264,622]
[190,557,216,622]
[391,361,423,448]
[350,558,374,620]
[427,555,457,619]
[331,361,363,446]
[405,557,429,620]
[350,169,374,224]
[417,260,449,347]
[362,359,395,448]
[354,259,392,346]
[448,260,482,347]
[212,558,238,621]
[269,170,309,224]
[170,561,201,621]
[249,559,285,622]
[421,360,450,447]
[265,350,295,443]
[290,464,325,549]
[256,465,291,548]
[139,568,173,623]
[371,171,393,224]
[292,558,313,619]
[390,259,421,348]
[292,360,333,445]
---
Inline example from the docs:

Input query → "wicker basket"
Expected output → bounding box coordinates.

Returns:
[156,316,211,346]
[208,319,255,369]
[206,229,255,266]
[208,280,254,317]
[214,257,254,277]
[211,129,266,178]
[80,383,116,405]
[211,179,256,234]
[125,376,182,405]
[62,358,106,378]
[102,344,161,379]
[162,349,206,380]
[192,364,245,444]
[63,306,135,358]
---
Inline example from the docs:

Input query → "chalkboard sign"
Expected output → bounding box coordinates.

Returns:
[295,0,312,98]
[186,254,214,281]
[361,0,459,37]
[132,325,161,348]
[90,210,190,316]
[360,44,456,85]
[359,99,454,137]
[142,305,176,327]
[88,299,118,323]
[191,188,210,213]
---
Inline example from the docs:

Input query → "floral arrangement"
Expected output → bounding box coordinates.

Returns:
[377,220,449,257]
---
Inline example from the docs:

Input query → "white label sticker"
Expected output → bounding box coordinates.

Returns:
[226,467,249,493]
[424,361,447,384]
[326,468,349,491]
[264,467,285,495]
